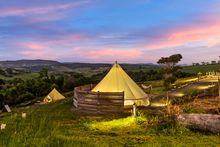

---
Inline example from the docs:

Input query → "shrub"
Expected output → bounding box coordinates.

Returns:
[171,90,199,105]
[0,93,4,108]
[18,92,35,103]
[183,104,204,113]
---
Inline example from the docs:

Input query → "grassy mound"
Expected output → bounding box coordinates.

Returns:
[0,99,220,146]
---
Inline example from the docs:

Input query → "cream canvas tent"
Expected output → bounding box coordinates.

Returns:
[44,88,65,103]
[92,62,149,106]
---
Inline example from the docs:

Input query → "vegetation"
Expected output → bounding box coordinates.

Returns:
[171,89,199,105]
[0,99,220,146]
[0,69,94,108]
[0,64,197,108]
[182,64,220,74]
[0,59,220,146]
[157,54,183,90]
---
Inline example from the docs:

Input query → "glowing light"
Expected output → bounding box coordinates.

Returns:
[86,116,145,131]
[179,78,198,83]
[150,102,169,107]
[172,93,185,97]
[196,85,215,90]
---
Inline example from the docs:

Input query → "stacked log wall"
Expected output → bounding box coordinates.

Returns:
[74,85,124,114]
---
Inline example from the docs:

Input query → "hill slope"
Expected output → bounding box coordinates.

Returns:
[0,99,219,146]
[0,59,158,73]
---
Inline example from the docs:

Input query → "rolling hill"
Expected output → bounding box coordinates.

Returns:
[0,59,159,73]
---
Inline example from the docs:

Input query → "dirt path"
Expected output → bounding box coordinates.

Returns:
[151,76,219,101]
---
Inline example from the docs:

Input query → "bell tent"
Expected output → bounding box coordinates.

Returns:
[92,62,149,106]
[44,88,65,103]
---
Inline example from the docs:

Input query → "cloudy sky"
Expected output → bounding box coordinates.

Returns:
[0,0,220,64]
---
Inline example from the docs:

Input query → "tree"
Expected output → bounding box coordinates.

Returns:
[211,61,217,64]
[0,93,4,108]
[18,92,34,103]
[5,68,13,75]
[0,78,5,85]
[157,54,183,90]
[5,86,19,105]
[39,68,49,79]
[55,75,64,91]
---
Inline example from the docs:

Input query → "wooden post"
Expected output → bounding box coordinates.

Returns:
[0,124,6,130]
[97,91,100,114]
[166,91,169,104]
[22,112,26,118]
[133,103,137,117]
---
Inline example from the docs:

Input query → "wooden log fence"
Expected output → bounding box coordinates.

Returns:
[74,85,124,114]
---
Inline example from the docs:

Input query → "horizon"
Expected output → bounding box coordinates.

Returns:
[0,0,220,64]
[0,58,158,65]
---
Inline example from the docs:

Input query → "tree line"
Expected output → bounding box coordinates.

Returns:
[0,55,193,108]
[0,69,94,108]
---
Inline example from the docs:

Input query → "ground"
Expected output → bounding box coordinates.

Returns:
[0,99,220,147]
[0,67,220,146]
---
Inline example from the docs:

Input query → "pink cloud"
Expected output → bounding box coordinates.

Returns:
[25,14,66,23]
[73,48,144,62]
[144,20,220,50]
[19,42,47,50]
[18,42,54,59]
[0,1,90,17]
[19,47,70,60]
[18,33,85,49]
[20,50,55,60]
[46,34,85,44]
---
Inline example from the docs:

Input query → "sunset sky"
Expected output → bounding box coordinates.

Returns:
[0,0,220,64]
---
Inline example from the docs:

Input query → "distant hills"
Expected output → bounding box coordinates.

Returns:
[0,59,159,73]
[0,59,60,67]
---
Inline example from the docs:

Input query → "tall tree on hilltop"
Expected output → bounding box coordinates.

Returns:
[157,54,183,90]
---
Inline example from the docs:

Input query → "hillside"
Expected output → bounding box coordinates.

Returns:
[0,59,219,78]
[0,99,219,146]
[0,59,159,73]
[0,59,61,68]
[0,60,62,72]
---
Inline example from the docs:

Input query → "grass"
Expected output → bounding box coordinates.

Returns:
[144,80,165,95]
[0,99,220,146]
[182,64,220,74]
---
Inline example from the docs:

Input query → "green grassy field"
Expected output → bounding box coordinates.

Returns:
[0,99,220,147]
[182,64,220,74]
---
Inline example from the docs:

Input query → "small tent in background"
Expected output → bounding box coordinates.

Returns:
[44,88,65,103]
[92,62,149,106]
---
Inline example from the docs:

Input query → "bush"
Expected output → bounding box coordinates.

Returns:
[18,92,35,103]
[206,85,218,96]
[0,93,4,108]
[186,89,199,97]
[183,104,204,113]
[171,90,199,105]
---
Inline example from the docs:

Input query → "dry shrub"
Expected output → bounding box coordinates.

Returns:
[166,105,182,117]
